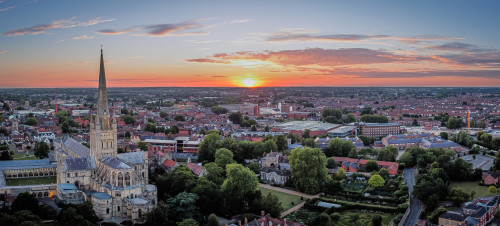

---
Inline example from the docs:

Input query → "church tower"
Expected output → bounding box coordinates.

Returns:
[90,48,118,159]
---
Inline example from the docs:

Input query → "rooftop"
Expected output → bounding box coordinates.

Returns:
[273,121,340,132]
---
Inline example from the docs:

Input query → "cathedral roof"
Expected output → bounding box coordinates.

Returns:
[117,152,145,165]
[101,156,132,169]
[65,157,96,171]
[62,137,90,157]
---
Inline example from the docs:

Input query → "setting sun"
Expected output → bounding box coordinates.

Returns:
[241,77,257,87]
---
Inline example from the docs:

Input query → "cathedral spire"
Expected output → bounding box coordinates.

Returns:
[97,47,109,117]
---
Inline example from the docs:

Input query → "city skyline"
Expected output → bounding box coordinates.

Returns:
[1,0,500,88]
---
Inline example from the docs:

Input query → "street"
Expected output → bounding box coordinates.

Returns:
[402,168,423,226]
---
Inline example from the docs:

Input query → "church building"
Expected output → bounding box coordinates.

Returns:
[54,49,157,223]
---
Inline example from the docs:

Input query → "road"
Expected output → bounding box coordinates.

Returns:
[402,168,423,226]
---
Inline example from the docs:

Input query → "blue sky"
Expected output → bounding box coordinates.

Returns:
[1,0,499,87]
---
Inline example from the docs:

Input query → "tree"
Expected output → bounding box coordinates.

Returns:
[124,131,131,139]
[360,114,388,123]
[215,148,235,169]
[302,129,311,139]
[25,117,38,126]
[301,138,316,148]
[207,214,219,226]
[34,141,49,159]
[174,115,186,121]
[449,187,470,206]
[379,168,389,178]
[335,168,346,180]
[348,149,358,158]
[210,106,228,115]
[264,139,278,152]
[250,125,257,131]
[247,162,261,174]
[191,177,222,214]
[440,132,448,140]
[11,192,39,214]
[325,180,342,195]
[368,175,385,187]
[222,164,259,212]
[0,127,9,136]
[289,147,329,194]
[198,132,221,163]
[177,218,198,226]
[372,215,382,226]
[0,150,12,160]
[324,138,342,157]
[137,141,148,152]
[365,160,379,172]
[446,117,464,129]
[428,207,448,224]
[326,158,337,168]
[261,192,283,218]
[61,121,71,133]
[161,166,196,197]
[145,201,170,226]
[275,135,287,151]
[345,113,356,123]
[121,115,136,125]
[167,192,200,223]
[489,186,497,194]
[229,112,243,124]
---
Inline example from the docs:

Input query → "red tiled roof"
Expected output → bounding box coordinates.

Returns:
[187,162,203,176]
[162,159,177,168]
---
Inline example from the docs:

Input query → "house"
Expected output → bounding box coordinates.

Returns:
[260,167,291,185]
[439,211,466,226]
[246,211,304,226]
[186,162,205,177]
[161,159,179,173]
[482,171,500,185]
[333,157,399,175]
[440,196,499,226]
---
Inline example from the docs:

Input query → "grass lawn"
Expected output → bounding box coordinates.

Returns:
[12,153,38,160]
[6,176,57,186]
[260,187,303,211]
[449,181,491,199]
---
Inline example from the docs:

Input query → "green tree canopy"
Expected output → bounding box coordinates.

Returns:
[368,175,385,187]
[215,148,235,169]
[34,141,50,159]
[121,115,136,125]
[289,147,329,194]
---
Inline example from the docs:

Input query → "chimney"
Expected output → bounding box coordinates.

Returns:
[245,217,248,225]
[284,218,287,226]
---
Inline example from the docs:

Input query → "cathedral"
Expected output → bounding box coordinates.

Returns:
[54,49,157,223]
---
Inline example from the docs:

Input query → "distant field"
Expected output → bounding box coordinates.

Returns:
[260,187,303,211]
[6,176,56,186]
[449,181,491,199]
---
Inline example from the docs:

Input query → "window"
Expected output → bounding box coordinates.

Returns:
[106,208,109,214]
[117,206,120,212]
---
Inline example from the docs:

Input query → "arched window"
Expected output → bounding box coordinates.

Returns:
[118,172,123,186]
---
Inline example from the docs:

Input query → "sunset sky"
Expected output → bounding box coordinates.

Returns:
[1,0,499,88]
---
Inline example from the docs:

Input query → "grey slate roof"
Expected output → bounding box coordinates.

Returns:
[101,156,131,169]
[62,137,90,157]
[440,211,466,222]
[0,159,55,170]
[65,157,96,171]
[117,152,145,165]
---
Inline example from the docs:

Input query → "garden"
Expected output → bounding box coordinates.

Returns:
[259,187,303,211]
[5,176,56,186]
